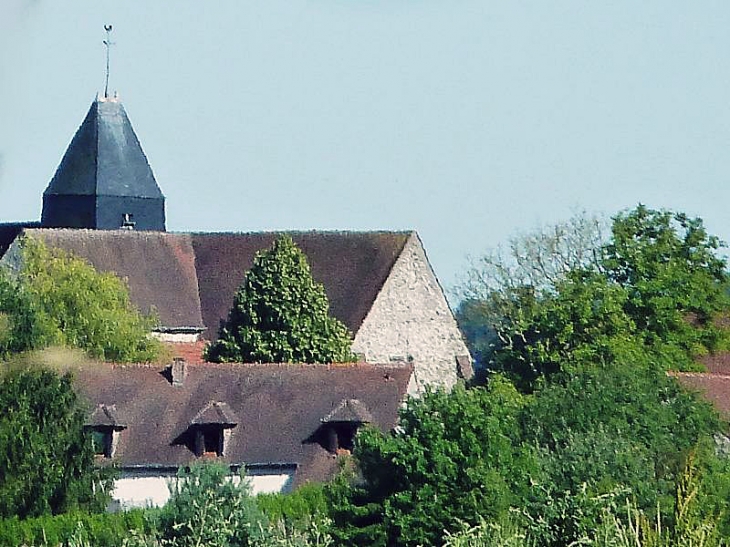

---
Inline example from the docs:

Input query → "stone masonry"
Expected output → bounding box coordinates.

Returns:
[352,233,472,395]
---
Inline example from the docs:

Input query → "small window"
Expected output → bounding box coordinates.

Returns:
[195,426,224,457]
[90,428,113,458]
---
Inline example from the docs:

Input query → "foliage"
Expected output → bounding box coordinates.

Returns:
[0,236,161,362]
[256,483,329,529]
[459,206,730,388]
[603,205,730,356]
[0,509,152,547]
[330,379,538,547]
[207,235,353,364]
[0,365,112,519]
[157,462,268,547]
[441,516,534,547]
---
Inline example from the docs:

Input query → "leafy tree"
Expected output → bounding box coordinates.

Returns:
[330,379,538,547]
[0,365,112,518]
[207,235,353,363]
[460,206,730,387]
[157,462,268,547]
[603,205,730,356]
[0,236,161,362]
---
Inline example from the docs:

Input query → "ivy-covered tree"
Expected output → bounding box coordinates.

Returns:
[0,236,161,362]
[0,365,112,518]
[207,235,353,363]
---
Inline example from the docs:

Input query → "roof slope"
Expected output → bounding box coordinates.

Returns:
[44,98,163,199]
[25,229,203,329]
[192,231,411,338]
[0,229,411,336]
[74,362,412,485]
[0,222,39,257]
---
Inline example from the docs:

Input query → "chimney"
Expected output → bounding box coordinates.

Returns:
[170,358,187,387]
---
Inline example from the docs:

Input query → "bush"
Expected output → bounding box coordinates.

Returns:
[0,510,152,547]
[157,462,268,547]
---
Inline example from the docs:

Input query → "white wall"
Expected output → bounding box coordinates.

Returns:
[352,233,472,395]
[112,470,295,510]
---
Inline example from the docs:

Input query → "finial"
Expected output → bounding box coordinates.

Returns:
[103,24,114,99]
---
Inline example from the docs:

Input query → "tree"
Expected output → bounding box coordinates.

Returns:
[459,206,730,387]
[456,211,607,371]
[0,236,161,362]
[158,462,268,547]
[329,379,538,547]
[207,235,353,363]
[603,205,730,356]
[0,365,112,518]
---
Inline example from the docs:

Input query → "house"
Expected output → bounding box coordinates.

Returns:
[73,360,413,509]
[0,95,472,394]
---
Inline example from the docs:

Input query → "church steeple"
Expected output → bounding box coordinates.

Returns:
[41,96,166,231]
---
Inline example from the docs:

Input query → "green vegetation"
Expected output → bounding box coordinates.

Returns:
[4,205,730,547]
[207,235,353,364]
[0,365,112,519]
[0,236,161,362]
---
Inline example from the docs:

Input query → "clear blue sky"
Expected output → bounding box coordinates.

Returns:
[2,1,730,297]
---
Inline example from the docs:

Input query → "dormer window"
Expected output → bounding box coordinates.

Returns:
[318,399,373,455]
[85,404,126,459]
[189,402,237,458]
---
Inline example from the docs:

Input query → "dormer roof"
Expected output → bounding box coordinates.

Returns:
[321,399,373,424]
[87,404,125,429]
[191,402,238,426]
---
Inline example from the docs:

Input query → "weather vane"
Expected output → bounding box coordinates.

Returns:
[103,24,114,98]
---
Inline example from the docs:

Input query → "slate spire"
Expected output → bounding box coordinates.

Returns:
[42,96,166,231]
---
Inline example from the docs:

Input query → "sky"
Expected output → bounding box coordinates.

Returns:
[2,1,730,298]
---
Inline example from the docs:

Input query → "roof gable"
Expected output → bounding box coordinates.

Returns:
[192,231,411,337]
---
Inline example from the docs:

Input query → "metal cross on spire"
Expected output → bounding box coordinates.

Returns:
[103,24,114,98]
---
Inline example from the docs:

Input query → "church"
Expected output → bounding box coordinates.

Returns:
[0,94,472,507]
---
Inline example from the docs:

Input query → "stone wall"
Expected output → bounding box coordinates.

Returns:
[352,233,471,395]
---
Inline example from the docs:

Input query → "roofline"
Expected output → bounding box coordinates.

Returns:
[117,462,299,473]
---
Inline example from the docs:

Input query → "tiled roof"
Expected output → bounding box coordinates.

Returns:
[673,371,730,419]
[24,229,204,330]
[73,362,412,486]
[1,229,411,338]
[191,231,411,338]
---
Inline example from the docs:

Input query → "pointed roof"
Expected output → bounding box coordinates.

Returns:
[44,97,163,199]
[191,401,238,426]
[87,404,125,428]
[321,399,373,424]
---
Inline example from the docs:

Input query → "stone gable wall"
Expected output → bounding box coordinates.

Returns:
[352,233,471,395]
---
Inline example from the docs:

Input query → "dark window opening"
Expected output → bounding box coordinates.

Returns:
[121,213,136,230]
[324,422,359,454]
[90,428,113,458]
[195,426,224,457]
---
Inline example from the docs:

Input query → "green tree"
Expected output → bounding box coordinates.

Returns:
[0,236,161,362]
[158,462,268,547]
[0,365,112,518]
[207,235,353,364]
[330,379,538,547]
[603,205,730,356]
